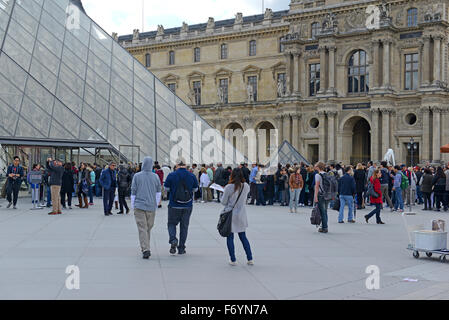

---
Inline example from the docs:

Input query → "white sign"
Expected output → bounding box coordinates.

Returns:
[366,5,381,30]
[65,265,80,290]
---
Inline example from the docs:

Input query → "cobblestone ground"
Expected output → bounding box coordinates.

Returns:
[0,197,448,300]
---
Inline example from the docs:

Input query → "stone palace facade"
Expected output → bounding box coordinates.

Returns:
[118,0,449,165]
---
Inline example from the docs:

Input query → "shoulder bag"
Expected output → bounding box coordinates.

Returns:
[217,186,244,238]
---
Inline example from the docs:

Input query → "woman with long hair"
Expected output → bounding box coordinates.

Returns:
[364,169,385,224]
[354,163,366,210]
[420,168,433,210]
[220,168,253,266]
[432,167,447,212]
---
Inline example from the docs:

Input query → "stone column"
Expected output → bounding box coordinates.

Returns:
[283,114,291,143]
[371,108,379,161]
[317,110,326,161]
[327,46,336,94]
[371,40,380,88]
[382,40,391,89]
[293,53,300,95]
[327,111,337,162]
[291,114,300,151]
[433,36,442,85]
[284,52,292,95]
[318,46,327,93]
[432,107,441,162]
[420,107,430,162]
[381,108,391,154]
[274,115,283,146]
[421,36,431,86]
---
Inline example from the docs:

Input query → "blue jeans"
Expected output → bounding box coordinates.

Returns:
[88,185,94,204]
[366,203,382,223]
[168,206,193,250]
[289,188,301,209]
[46,186,52,206]
[416,185,423,204]
[318,196,329,230]
[339,195,354,222]
[95,183,102,197]
[227,232,253,263]
[394,188,404,210]
[256,184,266,205]
[103,188,115,214]
[299,189,306,205]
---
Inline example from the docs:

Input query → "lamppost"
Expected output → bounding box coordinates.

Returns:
[405,137,418,215]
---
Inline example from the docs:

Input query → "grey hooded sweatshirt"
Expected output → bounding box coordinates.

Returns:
[131,157,161,212]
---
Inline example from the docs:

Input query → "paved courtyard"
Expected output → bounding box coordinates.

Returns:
[0,197,448,300]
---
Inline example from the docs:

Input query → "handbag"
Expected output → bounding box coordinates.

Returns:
[332,196,341,211]
[310,204,322,227]
[366,181,379,198]
[217,186,244,238]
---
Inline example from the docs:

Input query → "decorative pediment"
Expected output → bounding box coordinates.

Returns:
[214,68,233,84]
[242,65,262,81]
[187,71,205,81]
[161,73,180,87]
[271,62,286,80]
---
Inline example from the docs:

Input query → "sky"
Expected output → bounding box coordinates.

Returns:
[82,0,291,36]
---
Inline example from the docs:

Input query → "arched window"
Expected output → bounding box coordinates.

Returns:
[348,50,369,93]
[169,51,175,65]
[407,8,418,27]
[145,53,151,67]
[311,22,320,39]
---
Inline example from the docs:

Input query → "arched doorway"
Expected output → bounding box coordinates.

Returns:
[341,116,371,165]
[224,122,244,150]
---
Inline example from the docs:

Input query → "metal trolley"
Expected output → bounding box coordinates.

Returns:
[407,244,449,263]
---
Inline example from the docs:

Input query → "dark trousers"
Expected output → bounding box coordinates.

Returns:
[227,232,253,262]
[256,184,265,205]
[60,191,72,207]
[317,196,329,230]
[435,193,445,210]
[103,188,115,214]
[118,190,129,212]
[366,203,382,223]
[6,181,20,206]
[356,192,363,208]
[249,182,257,204]
[95,183,102,197]
[422,192,432,209]
[167,206,193,250]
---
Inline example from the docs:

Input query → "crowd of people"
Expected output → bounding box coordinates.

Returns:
[1,155,449,264]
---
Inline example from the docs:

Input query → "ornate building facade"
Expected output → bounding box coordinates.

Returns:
[118,0,449,165]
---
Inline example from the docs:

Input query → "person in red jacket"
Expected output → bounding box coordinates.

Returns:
[364,169,385,225]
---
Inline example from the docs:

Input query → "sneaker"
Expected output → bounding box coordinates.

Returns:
[229,261,237,266]
[318,228,328,233]
[348,220,356,223]
[6,202,12,208]
[247,260,254,266]
[13,205,17,209]
[142,251,151,259]
[170,241,178,255]
[338,221,344,224]
[117,211,124,215]
[178,249,186,255]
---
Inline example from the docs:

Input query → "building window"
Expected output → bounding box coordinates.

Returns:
[277,73,286,97]
[145,53,151,67]
[167,83,176,93]
[311,22,320,39]
[194,47,200,62]
[405,53,418,90]
[169,51,175,65]
[248,76,257,102]
[407,8,418,27]
[220,44,228,59]
[219,78,229,103]
[249,40,256,56]
[348,50,369,93]
[279,37,285,53]
[193,81,201,105]
[309,63,320,96]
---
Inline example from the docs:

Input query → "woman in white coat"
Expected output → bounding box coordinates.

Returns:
[220,168,253,266]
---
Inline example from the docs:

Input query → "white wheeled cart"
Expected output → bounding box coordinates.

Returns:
[407,245,449,263]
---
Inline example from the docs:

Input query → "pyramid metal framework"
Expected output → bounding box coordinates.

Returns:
[0,0,239,165]
[266,140,310,167]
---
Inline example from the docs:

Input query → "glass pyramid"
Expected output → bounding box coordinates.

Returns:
[0,0,240,165]
[266,140,310,167]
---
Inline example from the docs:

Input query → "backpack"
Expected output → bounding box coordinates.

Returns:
[319,173,338,201]
[119,173,129,189]
[174,178,192,204]
[400,172,409,190]
[310,204,322,227]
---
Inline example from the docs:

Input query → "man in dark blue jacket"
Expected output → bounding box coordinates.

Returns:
[164,157,198,255]
[6,156,24,209]
[338,166,356,223]
[99,162,117,216]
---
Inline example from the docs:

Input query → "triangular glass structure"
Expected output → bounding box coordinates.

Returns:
[0,0,241,165]
[266,140,310,167]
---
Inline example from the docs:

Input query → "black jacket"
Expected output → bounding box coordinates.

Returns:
[354,169,366,193]
[46,161,64,186]
[61,169,74,193]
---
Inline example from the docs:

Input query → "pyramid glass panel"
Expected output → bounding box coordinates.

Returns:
[266,141,310,167]
[0,0,241,165]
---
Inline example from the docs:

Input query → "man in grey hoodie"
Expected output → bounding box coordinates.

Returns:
[131,156,161,259]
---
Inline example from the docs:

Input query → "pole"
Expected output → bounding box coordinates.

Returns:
[262,0,264,13]
[142,0,144,32]
[405,139,416,215]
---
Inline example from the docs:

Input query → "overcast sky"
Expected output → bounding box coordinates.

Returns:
[82,0,291,36]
